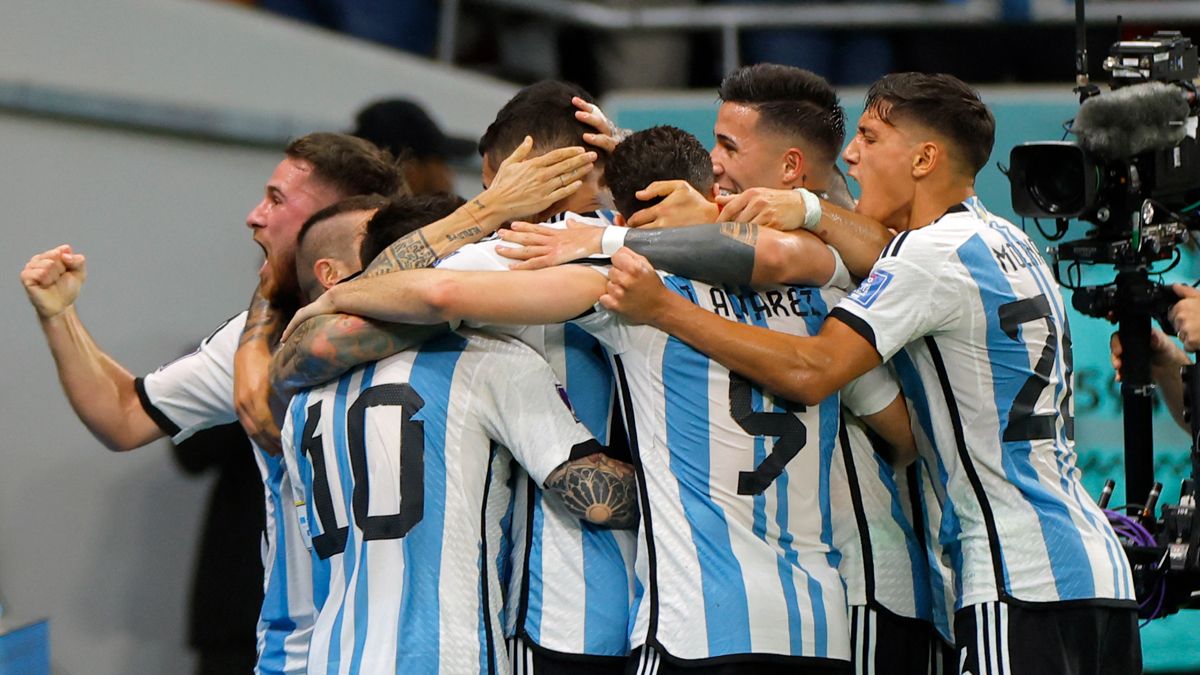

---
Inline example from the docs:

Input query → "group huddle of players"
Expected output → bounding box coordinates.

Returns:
[22,65,1143,675]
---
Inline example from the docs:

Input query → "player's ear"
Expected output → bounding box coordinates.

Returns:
[313,258,341,290]
[781,147,805,186]
[912,141,939,179]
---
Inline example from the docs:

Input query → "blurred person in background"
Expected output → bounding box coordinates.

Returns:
[351,99,477,195]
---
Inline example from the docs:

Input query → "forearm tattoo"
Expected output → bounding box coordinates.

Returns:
[363,229,437,278]
[545,453,639,529]
[624,222,757,285]
[240,286,286,348]
[271,313,447,394]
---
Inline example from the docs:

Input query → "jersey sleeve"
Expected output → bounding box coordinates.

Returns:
[136,312,246,443]
[435,238,511,272]
[473,338,599,487]
[828,236,960,362]
[841,362,901,418]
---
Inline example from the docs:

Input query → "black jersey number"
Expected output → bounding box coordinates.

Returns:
[729,373,808,495]
[998,295,1074,442]
[300,383,427,559]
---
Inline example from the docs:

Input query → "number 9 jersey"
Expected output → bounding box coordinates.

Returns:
[280,330,600,674]
[573,271,854,667]
[829,197,1135,611]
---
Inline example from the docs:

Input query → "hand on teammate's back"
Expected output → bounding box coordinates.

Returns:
[625,180,719,230]
[599,248,672,326]
[495,220,603,270]
[21,244,87,320]
[717,187,809,231]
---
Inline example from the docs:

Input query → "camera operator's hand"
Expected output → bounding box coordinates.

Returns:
[1168,283,1200,351]
[1111,327,1192,431]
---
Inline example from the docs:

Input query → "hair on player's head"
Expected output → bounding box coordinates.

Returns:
[285,132,409,199]
[718,64,845,163]
[605,126,714,220]
[478,80,601,172]
[360,193,467,267]
[864,72,996,177]
[298,194,390,250]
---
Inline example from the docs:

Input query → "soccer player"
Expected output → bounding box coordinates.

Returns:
[281,125,915,674]
[596,73,1141,675]
[273,80,638,675]
[504,68,953,670]
[282,193,637,674]
[19,132,593,675]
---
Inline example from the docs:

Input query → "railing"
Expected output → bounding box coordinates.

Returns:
[436,0,1200,75]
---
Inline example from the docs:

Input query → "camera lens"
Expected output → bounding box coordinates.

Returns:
[1028,153,1085,214]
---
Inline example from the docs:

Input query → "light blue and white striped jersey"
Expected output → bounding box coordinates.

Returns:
[281,330,599,674]
[137,311,314,675]
[831,197,1136,610]
[574,273,851,665]
[438,210,637,657]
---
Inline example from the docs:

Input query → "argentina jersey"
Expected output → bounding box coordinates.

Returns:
[830,196,1135,610]
[135,311,315,675]
[281,330,598,674]
[437,210,637,658]
[574,272,851,666]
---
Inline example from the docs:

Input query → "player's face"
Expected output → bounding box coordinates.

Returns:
[842,108,919,230]
[246,157,341,303]
[711,102,789,194]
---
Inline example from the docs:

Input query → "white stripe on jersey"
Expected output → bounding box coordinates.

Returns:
[282,331,595,674]
[833,197,1135,609]
[139,311,313,675]
[575,274,850,663]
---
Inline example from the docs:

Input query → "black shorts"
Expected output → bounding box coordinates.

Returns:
[850,604,955,675]
[625,645,850,675]
[954,600,1141,675]
[508,636,627,675]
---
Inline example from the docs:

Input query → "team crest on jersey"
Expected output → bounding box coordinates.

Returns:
[556,384,581,423]
[848,269,894,308]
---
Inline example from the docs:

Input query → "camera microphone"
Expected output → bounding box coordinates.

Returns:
[1070,81,1193,160]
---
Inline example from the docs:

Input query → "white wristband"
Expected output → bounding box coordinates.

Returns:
[601,226,630,256]
[795,188,823,231]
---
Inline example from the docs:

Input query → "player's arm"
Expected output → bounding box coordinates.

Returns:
[499,221,837,287]
[600,248,880,405]
[718,188,893,278]
[266,141,598,394]
[859,395,917,467]
[544,451,639,529]
[270,315,446,398]
[282,265,608,340]
[20,245,164,451]
[233,284,286,453]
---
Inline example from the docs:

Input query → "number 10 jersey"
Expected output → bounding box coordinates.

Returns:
[281,331,597,674]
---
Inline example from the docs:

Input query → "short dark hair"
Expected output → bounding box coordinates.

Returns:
[478,80,599,171]
[297,194,390,250]
[863,73,996,176]
[285,132,408,199]
[718,64,845,163]
[605,126,714,220]
[360,193,468,266]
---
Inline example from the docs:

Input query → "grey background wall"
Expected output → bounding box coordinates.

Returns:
[0,0,513,672]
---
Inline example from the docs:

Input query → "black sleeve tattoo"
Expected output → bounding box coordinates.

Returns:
[363,229,437,278]
[544,452,639,530]
[622,222,757,285]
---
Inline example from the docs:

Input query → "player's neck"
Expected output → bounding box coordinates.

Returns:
[905,181,975,232]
